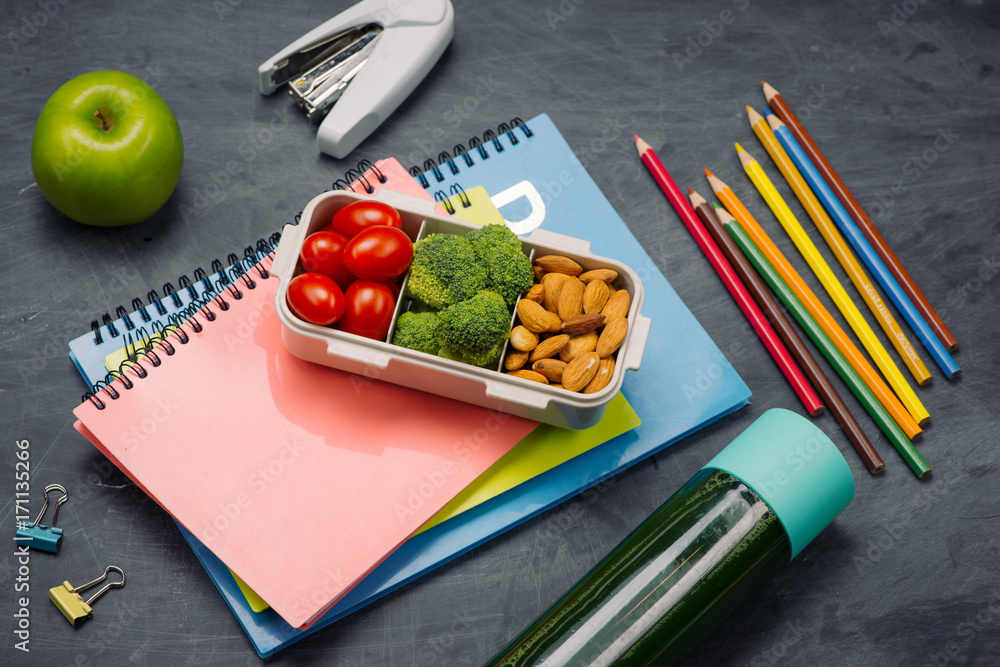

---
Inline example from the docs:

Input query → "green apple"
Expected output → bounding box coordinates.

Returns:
[31,71,184,227]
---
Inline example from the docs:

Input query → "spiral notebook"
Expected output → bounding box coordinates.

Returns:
[72,250,537,629]
[69,115,748,655]
[67,157,438,388]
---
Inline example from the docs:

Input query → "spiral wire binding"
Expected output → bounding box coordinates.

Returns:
[407,117,532,190]
[82,232,282,410]
[433,183,472,216]
[86,155,385,348]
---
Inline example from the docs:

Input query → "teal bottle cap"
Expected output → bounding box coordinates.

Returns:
[704,408,855,560]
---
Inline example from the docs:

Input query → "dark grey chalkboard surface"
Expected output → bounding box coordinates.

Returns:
[2,1,998,665]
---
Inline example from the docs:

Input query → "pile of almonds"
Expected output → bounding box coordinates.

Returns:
[505,254,630,393]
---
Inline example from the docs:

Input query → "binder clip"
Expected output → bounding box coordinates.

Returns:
[258,0,454,159]
[49,566,126,627]
[15,484,68,553]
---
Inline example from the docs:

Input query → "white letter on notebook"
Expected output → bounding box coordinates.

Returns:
[491,180,546,235]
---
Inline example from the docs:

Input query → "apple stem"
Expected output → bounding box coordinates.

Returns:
[93,106,115,132]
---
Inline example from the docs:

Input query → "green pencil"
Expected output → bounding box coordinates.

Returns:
[716,203,931,479]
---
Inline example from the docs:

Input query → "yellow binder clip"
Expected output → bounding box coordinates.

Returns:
[49,566,125,627]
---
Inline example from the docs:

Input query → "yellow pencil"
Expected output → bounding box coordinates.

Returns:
[736,142,929,426]
[758,109,932,387]
[706,168,921,441]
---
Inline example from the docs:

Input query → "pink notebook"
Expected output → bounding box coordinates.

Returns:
[73,254,535,629]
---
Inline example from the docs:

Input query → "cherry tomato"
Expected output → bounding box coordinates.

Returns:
[336,280,396,340]
[299,231,355,291]
[381,279,401,299]
[286,273,345,326]
[343,226,413,282]
[330,201,402,238]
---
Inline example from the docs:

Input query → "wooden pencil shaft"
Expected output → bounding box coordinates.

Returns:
[742,127,930,425]
[765,116,960,379]
[765,86,958,352]
[635,143,822,415]
[709,176,922,440]
[724,219,927,477]
[761,119,932,387]
[696,201,825,417]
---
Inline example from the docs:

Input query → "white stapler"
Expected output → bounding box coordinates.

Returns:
[258,0,454,159]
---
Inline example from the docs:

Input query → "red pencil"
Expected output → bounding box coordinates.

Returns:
[634,135,823,416]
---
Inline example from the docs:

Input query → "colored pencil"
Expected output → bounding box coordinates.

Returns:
[735,141,928,426]
[764,111,960,380]
[721,207,927,477]
[706,168,922,440]
[633,136,823,415]
[706,199,884,473]
[762,80,958,352]
[755,106,932,388]
[742,113,930,425]
[688,187,824,416]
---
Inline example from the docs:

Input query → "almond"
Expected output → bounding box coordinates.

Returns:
[517,299,560,333]
[561,352,601,392]
[510,325,539,351]
[541,272,569,312]
[583,356,615,394]
[532,265,546,283]
[525,283,545,304]
[596,317,628,358]
[561,313,606,336]
[583,279,610,314]
[601,289,631,320]
[559,331,598,362]
[507,369,549,384]
[534,255,583,276]
[504,350,529,371]
[579,268,618,284]
[532,358,567,383]
[556,277,585,321]
[529,334,570,363]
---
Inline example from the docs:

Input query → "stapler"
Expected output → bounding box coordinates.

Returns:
[259,0,454,159]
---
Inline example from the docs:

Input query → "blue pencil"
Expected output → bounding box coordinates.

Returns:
[763,108,960,379]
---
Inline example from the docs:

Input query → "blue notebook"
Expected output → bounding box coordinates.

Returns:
[70,113,749,656]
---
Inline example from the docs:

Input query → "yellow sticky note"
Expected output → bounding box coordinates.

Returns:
[445,185,506,226]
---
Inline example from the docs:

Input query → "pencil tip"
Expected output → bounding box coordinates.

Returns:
[704,168,715,178]
[735,142,744,153]
[686,186,694,195]
[633,134,640,143]
[761,104,774,117]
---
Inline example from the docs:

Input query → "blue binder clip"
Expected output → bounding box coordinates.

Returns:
[16,484,68,553]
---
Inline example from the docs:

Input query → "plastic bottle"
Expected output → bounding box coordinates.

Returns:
[487,408,855,666]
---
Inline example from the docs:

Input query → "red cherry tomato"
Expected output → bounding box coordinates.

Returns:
[286,273,345,326]
[343,226,413,282]
[299,231,355,291]
[381,279,401,299]
[330,201,402,238]
[336,280,396,340]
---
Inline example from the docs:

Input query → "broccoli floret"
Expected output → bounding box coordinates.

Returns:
[466,224,534,306]
[438,291,511,367]
[391,311,442,355]
[406,233,487,309]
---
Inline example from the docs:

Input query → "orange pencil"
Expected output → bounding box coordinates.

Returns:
[706,169,921,440]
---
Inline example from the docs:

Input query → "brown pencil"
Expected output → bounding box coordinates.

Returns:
[762,80,958,352]
[695,190,884,473]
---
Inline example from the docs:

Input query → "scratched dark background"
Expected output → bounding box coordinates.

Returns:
[2,0,999,665]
